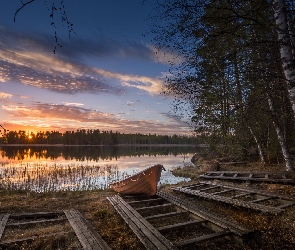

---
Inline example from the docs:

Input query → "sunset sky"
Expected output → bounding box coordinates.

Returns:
[0,0,190,135]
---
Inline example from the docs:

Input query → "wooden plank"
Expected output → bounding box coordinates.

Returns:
[211,189,233,195]
[0,214,9,240]
[199,186,220,192]
[7,217,67,227]
[174,180,295,213]
[108,197,158,249]
[175,230,232,247]
[157,219,207,233]
[173,186,283,214]
[64,209,111,250]
[278,202,295,209]
[145,211,188,220]
[200,171,295,184]
[108,196,178,250]
[232,193,252,199]
[127,198,164,205]
[200,181,295,200]
[250,197,274,203]
[135,203,173,211]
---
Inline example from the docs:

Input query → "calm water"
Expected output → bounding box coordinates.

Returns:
[0,145,197,192]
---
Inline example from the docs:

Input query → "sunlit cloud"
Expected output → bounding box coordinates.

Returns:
[2,102,190,135]
[0,92,12,98]
[126,101,134,106]
[0,26,167,96]
[62,102,84,106]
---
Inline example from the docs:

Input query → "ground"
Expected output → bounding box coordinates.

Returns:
[1,158,295,249]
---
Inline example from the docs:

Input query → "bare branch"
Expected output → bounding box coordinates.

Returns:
[14,0,36,22]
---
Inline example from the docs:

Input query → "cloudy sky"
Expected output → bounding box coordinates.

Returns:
[0,0,190,135]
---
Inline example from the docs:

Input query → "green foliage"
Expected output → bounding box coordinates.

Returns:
[150,0,295,159]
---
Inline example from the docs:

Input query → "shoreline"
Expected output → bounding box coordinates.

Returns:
[0,143,203,147]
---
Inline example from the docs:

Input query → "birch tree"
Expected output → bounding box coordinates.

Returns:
[273,0,295,117]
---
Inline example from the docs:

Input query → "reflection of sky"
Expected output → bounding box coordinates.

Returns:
[0,153,193,192]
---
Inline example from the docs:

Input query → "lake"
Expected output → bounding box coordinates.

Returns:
[0,145,198,192]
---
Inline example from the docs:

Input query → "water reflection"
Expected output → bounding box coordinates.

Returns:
[0,146,195,192]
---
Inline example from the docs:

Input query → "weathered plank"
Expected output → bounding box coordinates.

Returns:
[200,171,295,184]
[108,196,178,250]
[145,211,188,220]
[175,230,232,247]
[0,214,9,240]
[64,209,111,250]
[172,182,295,214]
[127,198,164,205]
[157,219,207,233]
[135,203,173,212]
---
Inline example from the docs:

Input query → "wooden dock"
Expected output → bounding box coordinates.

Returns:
[108,193,255,249]
[173,181,295,214]
[0,210,111,250]
[199,171,295,184]
[108,195,177,250]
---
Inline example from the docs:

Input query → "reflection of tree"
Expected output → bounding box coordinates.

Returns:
[0,145,198,161]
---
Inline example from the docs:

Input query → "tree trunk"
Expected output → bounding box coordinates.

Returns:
[273,0,295,117]
[248,126,266,165]
[267,96,294,171]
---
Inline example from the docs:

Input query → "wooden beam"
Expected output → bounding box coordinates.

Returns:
[145,211,188,220]
[135,203,173,212]
[157,219,207,233]
[175,230,232,247]
[0,214,9,240]
[64,209,111,250]
[108,196,177,250]
[127,198,164,205]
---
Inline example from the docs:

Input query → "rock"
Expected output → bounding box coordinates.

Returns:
[207,160,220,171]
[191,153,198,163]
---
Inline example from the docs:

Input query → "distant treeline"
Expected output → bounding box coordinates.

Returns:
[0,129,197,145]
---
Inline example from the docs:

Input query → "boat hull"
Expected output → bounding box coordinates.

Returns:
[110,164,163,196]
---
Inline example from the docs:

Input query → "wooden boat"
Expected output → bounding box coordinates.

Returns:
[110,164,164,196]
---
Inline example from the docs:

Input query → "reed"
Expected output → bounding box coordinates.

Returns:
[0,162,128,192]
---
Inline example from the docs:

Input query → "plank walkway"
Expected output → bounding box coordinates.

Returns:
[108,193,255,249]
[199,171,295,184]
[108,196,177,250]
[173,181,295,214]
[0,210,111,250]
